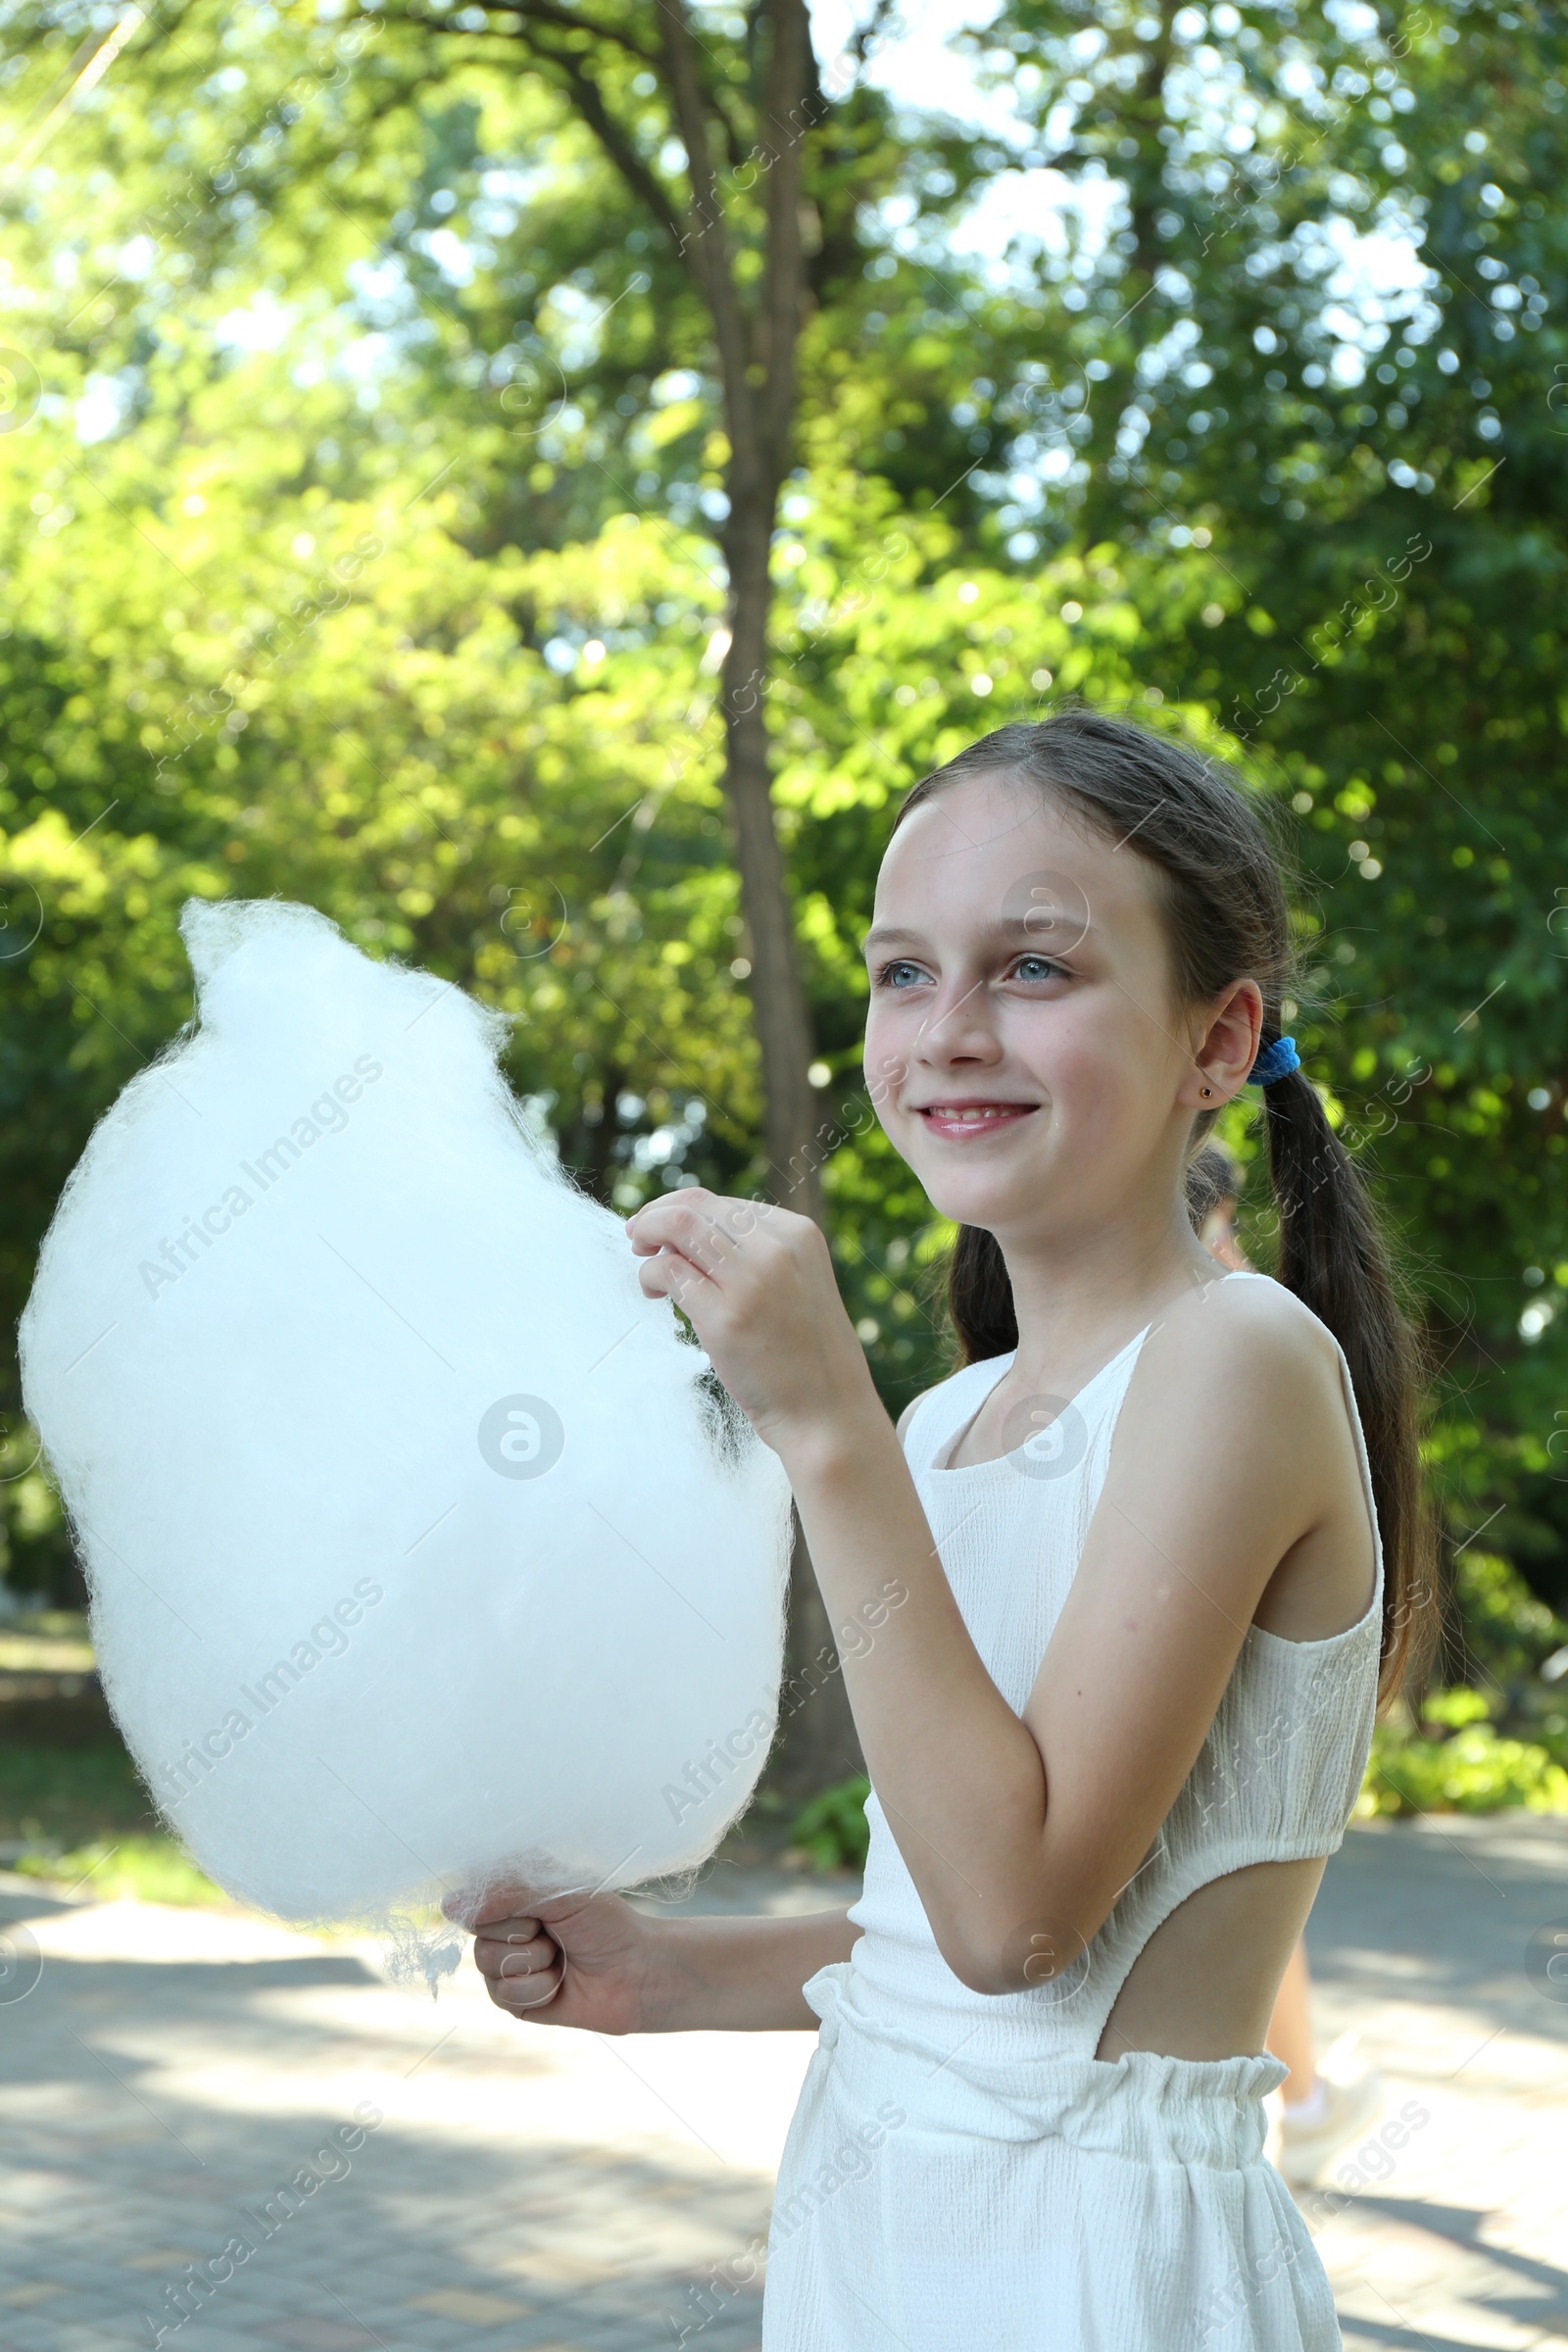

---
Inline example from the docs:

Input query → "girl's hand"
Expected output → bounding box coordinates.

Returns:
[625,1189,878,1462]
[446,1883,662,2034]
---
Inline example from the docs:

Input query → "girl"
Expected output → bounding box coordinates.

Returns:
[466,710,1432,2351]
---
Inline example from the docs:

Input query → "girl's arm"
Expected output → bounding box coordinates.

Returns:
[463,1886,860,2031]
[652,1908,862,2029]
[628,1192,1369,1998]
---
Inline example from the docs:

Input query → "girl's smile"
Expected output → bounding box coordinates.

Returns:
[912,1100,1040,1139]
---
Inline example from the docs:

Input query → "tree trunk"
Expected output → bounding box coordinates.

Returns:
[661,0,858,1793]
[723,501,862,1790]
[662,0,823,1222]
[722,524,864,1788]
[718,515,823,1223]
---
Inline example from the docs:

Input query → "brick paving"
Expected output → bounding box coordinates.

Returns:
[1292,1813,1568,2349]
[0,1816,1564,2350]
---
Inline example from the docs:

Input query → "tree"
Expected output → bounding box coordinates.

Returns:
[3,0,1564,1743]
[280,0,867,1219]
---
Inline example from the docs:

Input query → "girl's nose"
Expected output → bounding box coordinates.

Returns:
[916,981,1002,1064]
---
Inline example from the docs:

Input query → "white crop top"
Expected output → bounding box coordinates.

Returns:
[842,1273,1385,2061]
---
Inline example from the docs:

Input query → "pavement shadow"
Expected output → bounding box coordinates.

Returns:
[1308,1820,1568,2046]
[4,1943,775,2351]
[1339,2192,1568,2337]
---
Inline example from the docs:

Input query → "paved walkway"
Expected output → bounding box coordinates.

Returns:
[0,1815,1564,2350]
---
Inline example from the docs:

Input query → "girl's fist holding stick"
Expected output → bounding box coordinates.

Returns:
[448,1885,659,2034]
[625,1190,880,1467]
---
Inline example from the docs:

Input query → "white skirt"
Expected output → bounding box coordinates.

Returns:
[761,1962,1341,2352]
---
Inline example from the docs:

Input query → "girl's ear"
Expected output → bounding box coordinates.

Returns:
[1182,978,1263,1108]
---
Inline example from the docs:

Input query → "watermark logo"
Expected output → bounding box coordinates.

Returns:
[142,2101,383,2344]
[477,1394,564,1480]
[0,883,44,961]
[1548,365,1568,437]
[495,351,569,441]
[669,2097,907,2343]
[1000,1394,1090,1483]
[1001,868,1092,956]
[160,1579,385,1809]
[661,1706,773,1823]
[0,349,40,435]
[1329,2095,1431,2190]
[0,1925,41,2005]
[498,880,568,961]
[1527,1917,1568,2002]
[998,1912,1092,2001]
[774,1579,910,1727]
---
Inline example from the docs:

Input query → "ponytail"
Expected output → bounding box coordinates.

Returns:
[1263,1070,1435,1697]
[899,709,1438,1706]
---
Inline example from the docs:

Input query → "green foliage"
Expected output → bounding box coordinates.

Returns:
[0,0,1563,1657]
[1355,1548,1568,1814]
[1446,1546,1567,1690]
[0,1732,270,1904]
[788,1773,872,1871]
[7,1834,229,1906]
[0,1735,156,1849]
[1358,1691,1568,1817]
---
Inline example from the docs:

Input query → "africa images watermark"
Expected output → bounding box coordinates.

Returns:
[770,1575,912,1745]
[645,1587,916,1878]
[670,2096,908,2346]
[138,1054,383,1299]
[1227,532,1434,744]
[661,1579,910,1827]
[159,1577,385,1810]
[1197,2093,1432,2348]
[770,1057,908,1211]
[1190,11,1433,264]
[670,27,906,262]
[142,2101,383,2346]
[151,532,386,791]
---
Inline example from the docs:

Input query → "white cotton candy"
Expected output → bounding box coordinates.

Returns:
[20,899,791,1935]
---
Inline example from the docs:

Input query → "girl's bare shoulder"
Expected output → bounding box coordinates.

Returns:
[1135,1270,1347,1433]
[1102,1273,1369,1614]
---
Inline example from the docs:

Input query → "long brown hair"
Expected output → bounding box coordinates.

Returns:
[894,708,1436,1703]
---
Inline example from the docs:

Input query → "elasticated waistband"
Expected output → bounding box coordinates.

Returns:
[805,1962,1287,2170]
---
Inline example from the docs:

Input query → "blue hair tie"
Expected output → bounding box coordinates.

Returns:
[1249,1034,1300,1087]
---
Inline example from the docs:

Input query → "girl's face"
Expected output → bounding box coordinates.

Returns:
[862,773,1244,1249]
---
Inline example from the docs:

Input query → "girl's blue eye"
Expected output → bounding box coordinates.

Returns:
[878,960,927,990]
[1011,955,1066,984]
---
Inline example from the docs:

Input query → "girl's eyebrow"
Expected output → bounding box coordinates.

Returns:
[861,915,1098,956]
